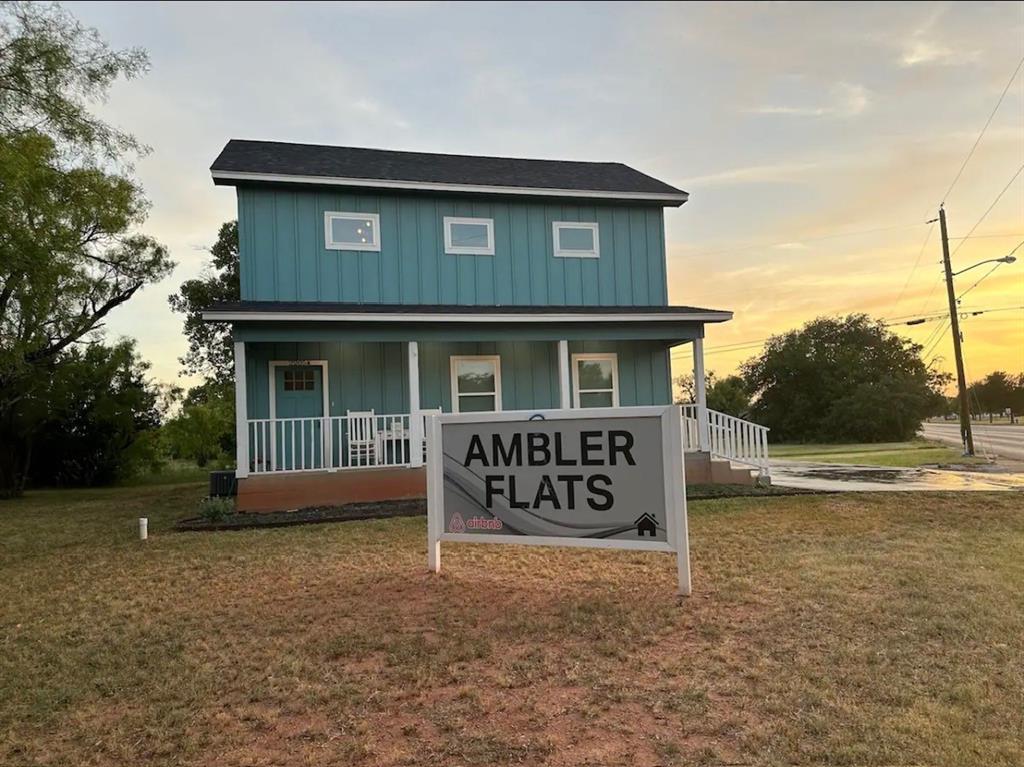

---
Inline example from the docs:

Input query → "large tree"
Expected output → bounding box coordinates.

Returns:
[168,220,239,385]
[0,3,171,495]
[22,339,162,487]
[742,315,949,442]
[969,371,1018,421]
[673,371,752,418]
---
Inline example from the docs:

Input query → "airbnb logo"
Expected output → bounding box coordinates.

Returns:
[448,512,465,534]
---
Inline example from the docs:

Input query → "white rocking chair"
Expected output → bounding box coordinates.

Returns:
[346,409,377,467]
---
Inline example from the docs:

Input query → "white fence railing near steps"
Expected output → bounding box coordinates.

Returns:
[680,404,770,475]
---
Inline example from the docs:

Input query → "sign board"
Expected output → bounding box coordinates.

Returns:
[425,405,690,595]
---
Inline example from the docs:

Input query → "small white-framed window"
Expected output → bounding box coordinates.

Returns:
[282,368,316,391]
[572,353,619,408]
[444,216,495,255]
[450,355,501,413]
[324,211,381,252]
[553,221,600,258]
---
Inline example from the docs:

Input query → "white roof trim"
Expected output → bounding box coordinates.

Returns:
[202,310,732,323]
[210,170,689,204]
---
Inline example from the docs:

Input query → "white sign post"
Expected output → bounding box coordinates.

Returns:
[425,405,690,595]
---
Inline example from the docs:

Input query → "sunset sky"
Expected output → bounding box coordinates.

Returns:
[73,1,1023,391]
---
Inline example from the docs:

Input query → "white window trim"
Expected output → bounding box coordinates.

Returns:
[443,216,495,256]
[571,352,619,408]
[324,211,381,252]
[450,355,502,413]
[553,221,600,259]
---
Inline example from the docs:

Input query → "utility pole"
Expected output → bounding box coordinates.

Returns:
[938,206,975,456]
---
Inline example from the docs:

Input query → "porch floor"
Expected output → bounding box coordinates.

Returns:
[237,466,426,513]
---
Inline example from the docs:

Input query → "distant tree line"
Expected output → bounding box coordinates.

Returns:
[677,315,954,443]
[964,371,1024,423]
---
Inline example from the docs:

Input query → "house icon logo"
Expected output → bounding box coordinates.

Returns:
[634,513,658,537]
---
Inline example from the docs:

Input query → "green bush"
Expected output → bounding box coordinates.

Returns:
[197,496,234,522]
[162,388,234,468]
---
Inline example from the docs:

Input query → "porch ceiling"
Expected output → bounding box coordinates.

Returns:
[206,301,727,343]
[228,319,706,344]
[203,301,731,322]
[230,320,704,344]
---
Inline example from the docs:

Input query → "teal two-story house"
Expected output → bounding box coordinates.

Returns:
[203,140,768,511]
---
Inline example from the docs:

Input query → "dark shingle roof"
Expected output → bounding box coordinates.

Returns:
[202,301,730,321]
[210,140,688,205]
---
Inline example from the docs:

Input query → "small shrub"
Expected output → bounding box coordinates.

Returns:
[197,496,234,522]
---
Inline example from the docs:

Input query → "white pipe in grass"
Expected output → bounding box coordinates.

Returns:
[139,517,148,541]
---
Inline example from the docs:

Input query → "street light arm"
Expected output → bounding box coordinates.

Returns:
[951,256,1016,276]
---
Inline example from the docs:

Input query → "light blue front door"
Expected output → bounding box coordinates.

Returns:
[274,365,324,470]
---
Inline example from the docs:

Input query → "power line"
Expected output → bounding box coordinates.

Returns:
[916,272,947,315]
[954,240,1023,301]
[923,319,952,363]
[893,221,936,310]
[940,51,1024,206]
[947,232,1024,240]
[949,163,1024,257]
[685,221,925,259]
[957,263,1004,301]
[670,304,1022,362]
[884,305,1024,327]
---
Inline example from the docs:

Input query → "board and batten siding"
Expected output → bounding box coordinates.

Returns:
[237,187,668,307]
[245,341,409,420]
[243,339,672,418]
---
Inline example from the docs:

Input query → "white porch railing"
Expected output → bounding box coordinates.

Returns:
[245,406,769,477]
[681,404,770,475]
[247,412,433,475]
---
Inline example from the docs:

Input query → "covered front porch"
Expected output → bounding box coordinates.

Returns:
[206,303,769,509]
[234,336,681,475]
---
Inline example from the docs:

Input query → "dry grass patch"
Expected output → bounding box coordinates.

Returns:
[1,483,1023,765]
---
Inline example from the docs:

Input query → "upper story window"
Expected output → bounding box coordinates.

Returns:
[572,353,619,408]
[444,216,494,256]
[553,222,600,258]
[324,211,380,251]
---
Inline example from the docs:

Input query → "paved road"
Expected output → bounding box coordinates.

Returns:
[921,422,1024,461]
[771,460,1024,492]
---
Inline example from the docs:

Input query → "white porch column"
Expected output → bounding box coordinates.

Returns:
[557,339,571,409]
[233,341,249,478]
[692,337,710,452]
[408,340,423,467]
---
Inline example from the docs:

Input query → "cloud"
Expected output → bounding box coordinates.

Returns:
[746,82,870,118]
[680,160,823,187]
[899,6,980,67]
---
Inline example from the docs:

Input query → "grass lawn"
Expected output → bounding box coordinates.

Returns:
[117,458,231,487]
[2,484,1023,766]
[769,439,989,467]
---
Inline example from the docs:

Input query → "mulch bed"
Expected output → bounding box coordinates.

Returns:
[176,498,426,532]
[686,483,826,499]
[177,483,822,532]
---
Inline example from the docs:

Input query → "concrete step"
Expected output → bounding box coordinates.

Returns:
[684,451,761,486]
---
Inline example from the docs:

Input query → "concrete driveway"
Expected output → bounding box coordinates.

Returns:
[921,422,1024,461]
[770,459,1024,492]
